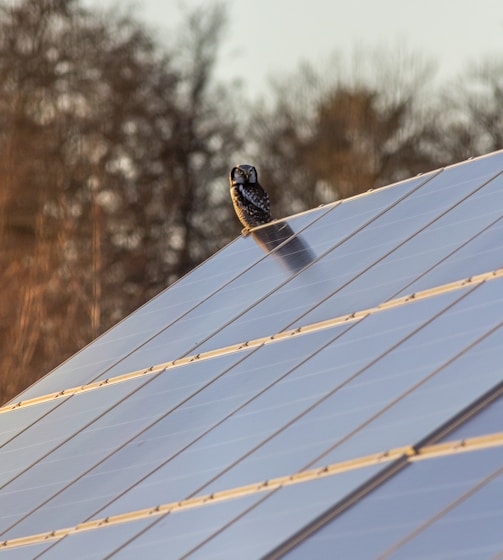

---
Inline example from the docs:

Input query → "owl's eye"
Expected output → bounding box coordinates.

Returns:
[237,169,244,175]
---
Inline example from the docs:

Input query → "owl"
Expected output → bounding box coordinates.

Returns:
[229,164,272,234]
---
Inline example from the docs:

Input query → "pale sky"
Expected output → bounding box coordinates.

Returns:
[92,0,503,98]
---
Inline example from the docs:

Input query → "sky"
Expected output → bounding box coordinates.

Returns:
[91,0,503,99]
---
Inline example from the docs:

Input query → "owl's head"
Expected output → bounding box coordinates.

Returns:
[230,164,257,186]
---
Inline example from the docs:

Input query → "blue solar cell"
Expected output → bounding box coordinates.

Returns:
[280,446,503,559]
[386,467,503,559]
[0,401,60,448]
[191,159,503,353]
[393,217,503,298]
[0,378,149,492]
[0,543,54,559]
[32,517,155,560]
[120,463,386,560]
[283,172,438,256]
[439,393,503,443]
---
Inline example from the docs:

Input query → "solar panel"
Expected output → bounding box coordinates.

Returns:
[10,207,331,402]
[1,150,503,558]
[278,447,503,560]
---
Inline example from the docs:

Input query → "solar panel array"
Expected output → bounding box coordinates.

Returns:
[1,150,503,559]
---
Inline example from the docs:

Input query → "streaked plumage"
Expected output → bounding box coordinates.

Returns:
[229,164,272,234]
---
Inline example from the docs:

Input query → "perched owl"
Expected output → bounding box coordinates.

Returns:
[229,164,272,234]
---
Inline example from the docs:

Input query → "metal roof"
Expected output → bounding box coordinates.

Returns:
[1,150,503,559]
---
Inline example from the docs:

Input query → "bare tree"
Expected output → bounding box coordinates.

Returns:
[157,3,243,281]
[0,0,240,403]
[431,62,503,163]
[248,49,440,217]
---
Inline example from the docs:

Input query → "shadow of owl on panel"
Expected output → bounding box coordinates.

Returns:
[229,164,315,274]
